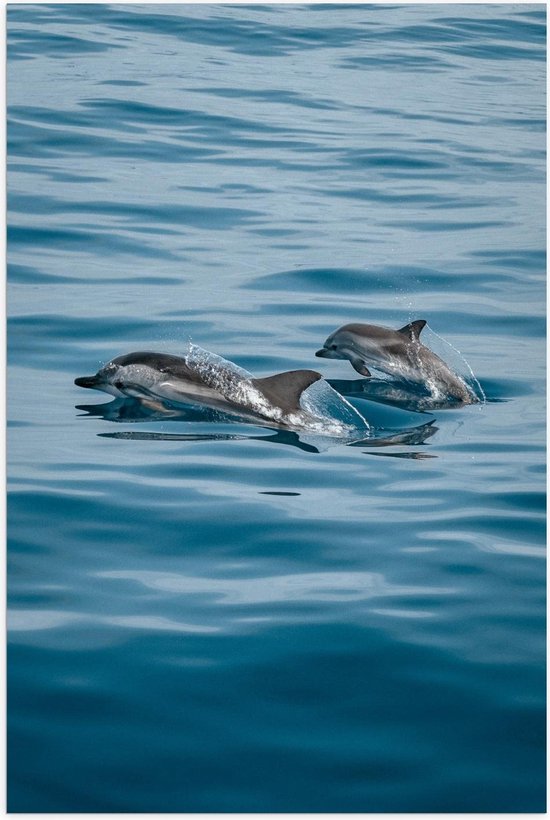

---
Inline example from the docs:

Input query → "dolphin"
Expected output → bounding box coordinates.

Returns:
[75,351,322,425]
[315,320,476,404]
[74,348,357,432]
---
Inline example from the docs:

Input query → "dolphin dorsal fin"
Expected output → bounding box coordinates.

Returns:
[397,319,426,341]
[251,370,322,413]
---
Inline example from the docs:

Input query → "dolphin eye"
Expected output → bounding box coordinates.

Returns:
[331,344,338,350]
[114,379,124,389]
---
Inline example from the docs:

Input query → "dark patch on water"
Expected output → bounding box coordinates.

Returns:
[259,491,302,496]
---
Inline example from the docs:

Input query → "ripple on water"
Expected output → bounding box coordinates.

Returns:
[7,2,545,814]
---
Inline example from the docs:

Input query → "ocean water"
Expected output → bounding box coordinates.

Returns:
[7,3,546,813]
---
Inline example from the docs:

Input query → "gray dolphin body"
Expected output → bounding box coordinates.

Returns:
[316,320,476,404]
[75,350,325,427]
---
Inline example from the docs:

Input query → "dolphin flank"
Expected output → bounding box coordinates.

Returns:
[315,320,476,404]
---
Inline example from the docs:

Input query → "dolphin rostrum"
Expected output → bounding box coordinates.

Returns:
[315,320,476,404]
[75,346,367,433]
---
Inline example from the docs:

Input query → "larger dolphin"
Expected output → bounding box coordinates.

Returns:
[75,346,367,435]
[315,320,476,404]
[75,351,324,426]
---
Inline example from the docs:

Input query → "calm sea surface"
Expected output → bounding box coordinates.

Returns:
[7,3,546,812]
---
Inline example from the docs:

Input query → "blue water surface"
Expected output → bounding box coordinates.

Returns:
[7,3,546,812]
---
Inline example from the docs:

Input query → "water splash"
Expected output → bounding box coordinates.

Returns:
[424,325,486,404]
[298,378,370,438]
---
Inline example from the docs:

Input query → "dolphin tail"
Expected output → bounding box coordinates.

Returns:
[397,319,427,341]
[251,370,322,413]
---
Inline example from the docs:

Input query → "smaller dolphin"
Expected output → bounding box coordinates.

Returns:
[316,320,476,404]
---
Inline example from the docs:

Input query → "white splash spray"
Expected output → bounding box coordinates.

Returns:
[424,325,486,404]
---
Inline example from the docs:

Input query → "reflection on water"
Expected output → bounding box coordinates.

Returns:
[8,568,455,644]
[78,397,439,453]
[98,567,453,604]
[77,397,245,423]
[8,610,220,635]
[329,376,482,412]
[99,429,323,454]
[367,451,437,460]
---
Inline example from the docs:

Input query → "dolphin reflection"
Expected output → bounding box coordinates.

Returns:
[77,397,438,454]
[328,377,468,412]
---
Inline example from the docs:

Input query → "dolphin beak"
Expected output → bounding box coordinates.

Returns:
[75,375,101,389]
[315,348,329,358]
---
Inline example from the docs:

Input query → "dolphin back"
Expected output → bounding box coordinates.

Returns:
[251,370,322,413]
[113,351,204,383]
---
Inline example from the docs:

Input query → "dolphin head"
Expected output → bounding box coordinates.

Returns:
[75,359,129,397]
[315,328,372,377]
[75,353,164,398]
